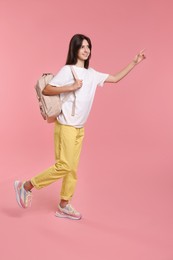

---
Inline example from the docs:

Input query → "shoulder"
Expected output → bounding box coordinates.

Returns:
[58,65,71,73]
[87,67,104,74]
[88,67,95,72]
[53,65,71,77]
[87,67,105,76]
[87,67,97,75]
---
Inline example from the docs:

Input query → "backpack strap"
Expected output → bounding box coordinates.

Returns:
[70,66,79,80]
[70,66,79,116]
[54,66,79,117]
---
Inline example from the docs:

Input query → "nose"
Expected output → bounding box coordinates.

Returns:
[84,46,89,52]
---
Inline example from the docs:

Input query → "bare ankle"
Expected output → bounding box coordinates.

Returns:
[60,200,68,208]
[24,181,33,192]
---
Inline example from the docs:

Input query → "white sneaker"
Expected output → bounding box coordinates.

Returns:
[55,204,82,220]
[14,180,32,209]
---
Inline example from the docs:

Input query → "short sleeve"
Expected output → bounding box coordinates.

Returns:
[94,70,109,87]
[49,66,72,87]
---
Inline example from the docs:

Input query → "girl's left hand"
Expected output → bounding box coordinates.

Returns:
[133,49,146,64]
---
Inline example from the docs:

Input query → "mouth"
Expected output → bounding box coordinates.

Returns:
[83,54,89,57]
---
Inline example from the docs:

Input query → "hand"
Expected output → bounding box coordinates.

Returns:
[133,49,146,65]
[72,79,83,90]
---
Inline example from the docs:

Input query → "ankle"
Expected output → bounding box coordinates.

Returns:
[60,200,69,208]
[24,181,33,192]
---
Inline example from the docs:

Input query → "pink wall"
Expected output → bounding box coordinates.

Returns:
[0,0,173,259]
[1,0,173,164]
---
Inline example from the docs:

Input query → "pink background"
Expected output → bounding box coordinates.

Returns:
[0,0,173,259]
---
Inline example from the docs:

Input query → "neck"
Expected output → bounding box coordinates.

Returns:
[75,59,85,68]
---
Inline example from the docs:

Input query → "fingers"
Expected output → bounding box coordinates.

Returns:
[73,79,83,89]
[133,48,146,64]
[138,49,146,59]
[77,79,83,86]
[140,48,146,53]
[75,78,83,83]
[140,49,146,57]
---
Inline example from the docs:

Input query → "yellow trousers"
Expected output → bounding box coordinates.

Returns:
[31,121,84,200]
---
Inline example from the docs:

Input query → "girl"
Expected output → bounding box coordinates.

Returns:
[14,34,146,220]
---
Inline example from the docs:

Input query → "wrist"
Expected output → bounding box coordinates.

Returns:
[132,59,137,66]
[69,84,75,91]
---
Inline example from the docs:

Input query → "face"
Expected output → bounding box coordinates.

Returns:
[77,39,91,61]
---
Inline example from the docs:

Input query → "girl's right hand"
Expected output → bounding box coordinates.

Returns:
[72,79,83,90]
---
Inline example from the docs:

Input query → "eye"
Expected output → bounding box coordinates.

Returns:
[81,45,90,50]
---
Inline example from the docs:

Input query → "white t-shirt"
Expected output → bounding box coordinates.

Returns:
[49,65,109,128]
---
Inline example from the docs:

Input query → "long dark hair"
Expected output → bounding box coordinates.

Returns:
[65,34,92,69]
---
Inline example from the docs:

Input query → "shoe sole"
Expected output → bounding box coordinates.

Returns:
[55,211,81,220]
[14,180,23,208]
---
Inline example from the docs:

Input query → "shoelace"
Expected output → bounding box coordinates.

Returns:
[25,192,32,207]
[66,204,78,214]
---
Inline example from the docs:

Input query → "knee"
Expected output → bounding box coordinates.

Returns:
[54,160,75,175]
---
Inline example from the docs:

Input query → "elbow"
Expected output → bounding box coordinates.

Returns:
[113,76,120,83]
[106,75,119,84]
[114,79,120,83]
[113,76,121,83]
[42,85,50,95]
[42,89,48,95]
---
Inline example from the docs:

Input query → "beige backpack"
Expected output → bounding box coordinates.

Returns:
[35,66,77,123]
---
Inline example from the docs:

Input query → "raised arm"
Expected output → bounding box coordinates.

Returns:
[105,49,146,83]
